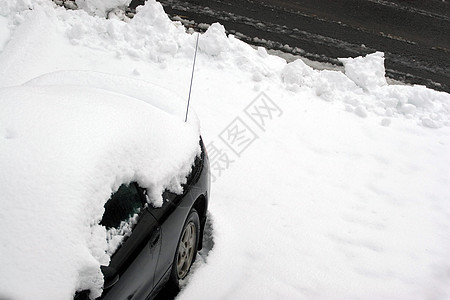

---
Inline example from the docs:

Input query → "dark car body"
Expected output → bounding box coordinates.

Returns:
[77,140,210,300]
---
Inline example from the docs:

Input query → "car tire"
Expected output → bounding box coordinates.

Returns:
[168,208,200,289]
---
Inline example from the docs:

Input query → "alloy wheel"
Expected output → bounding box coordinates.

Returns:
[176,221,197,279]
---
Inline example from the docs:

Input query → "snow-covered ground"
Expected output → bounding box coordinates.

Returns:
[0,0,449,299]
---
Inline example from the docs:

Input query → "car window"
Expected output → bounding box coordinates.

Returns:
[100,183,143,229]
[183,154,201,188]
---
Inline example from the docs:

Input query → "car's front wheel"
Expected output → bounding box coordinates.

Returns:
[170,208,200,287]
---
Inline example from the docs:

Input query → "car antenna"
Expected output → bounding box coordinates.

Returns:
[185,32,200,123]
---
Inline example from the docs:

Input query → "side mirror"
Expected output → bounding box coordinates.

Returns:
[101,266,119,289]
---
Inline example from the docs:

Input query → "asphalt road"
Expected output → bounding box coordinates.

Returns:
[131,0,450,92]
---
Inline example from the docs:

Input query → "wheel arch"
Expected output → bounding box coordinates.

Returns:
[192,194,207,250]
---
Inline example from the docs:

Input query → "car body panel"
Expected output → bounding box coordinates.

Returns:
[98,140,210,299]
[101,210,161,299]
[147,139,210,297]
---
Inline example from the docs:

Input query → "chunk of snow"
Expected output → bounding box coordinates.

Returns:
[75,0,132,17]
[105,213,139,255]
[281,58,316,87]
[355,105,368,118]
[199,23,230,57]
[381,118,391,126]
[400,103,417,114]
[257,46,268,58]
[340,51,388,91]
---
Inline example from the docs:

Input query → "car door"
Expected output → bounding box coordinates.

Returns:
[145,152,205,288]
[100,183,162,300]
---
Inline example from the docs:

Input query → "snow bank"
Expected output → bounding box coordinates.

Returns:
[3,0,446,131]
[61,0,189,63]
[0,80,200,299]
[281,52,450,128]
[75,0,131,17]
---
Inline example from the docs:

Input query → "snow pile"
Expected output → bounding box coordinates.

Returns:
[60,0,190,62]
[0,0,55,18]
[0,76,200,299]
[281,52,450,128]
[3,0,446,131]
[281,58,316,87]
[339,51,387,91]
[75,0,131,17]
[199,23,231,57]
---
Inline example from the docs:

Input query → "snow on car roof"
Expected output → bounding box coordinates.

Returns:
[0,77,200,299]
[24,70,196,122]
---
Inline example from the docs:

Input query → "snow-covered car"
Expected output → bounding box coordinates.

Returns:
[0,71,210,300]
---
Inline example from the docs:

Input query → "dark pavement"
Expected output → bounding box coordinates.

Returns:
[132,0,450,92]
